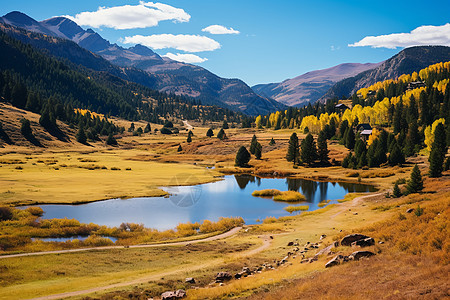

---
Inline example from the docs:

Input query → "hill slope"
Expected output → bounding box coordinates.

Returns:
[0,11,284,116]
[252,62,382,107]
[320,46,450,101]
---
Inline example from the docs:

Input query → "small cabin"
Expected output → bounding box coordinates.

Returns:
[335,103,349,111]
[407,81,426,90]
[356,123,372,132]
[360,129,373,141]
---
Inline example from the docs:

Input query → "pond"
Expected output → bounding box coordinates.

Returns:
[36,175,376,231]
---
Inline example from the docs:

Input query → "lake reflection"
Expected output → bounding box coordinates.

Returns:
[36,175,376,231]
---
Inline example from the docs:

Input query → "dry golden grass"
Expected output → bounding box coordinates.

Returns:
[284,205,309,213]
[251,189,282,197]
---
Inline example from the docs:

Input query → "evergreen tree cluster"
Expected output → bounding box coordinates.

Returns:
[0,31,242,135]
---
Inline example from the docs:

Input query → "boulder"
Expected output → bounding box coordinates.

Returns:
[215,272,232,283]
[185,277,195,284]
[161,289,186,300]
[406,208,414,213]
[320,234,327,240]
[351,237,375,247]
[287,241,294,246]
[340,234,370,246]
[349,251,375,261]
[325,255,344,268]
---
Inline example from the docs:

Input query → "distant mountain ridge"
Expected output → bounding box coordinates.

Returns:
[252,62,382,107]
[320,46,450,101]
[0,11,284,115]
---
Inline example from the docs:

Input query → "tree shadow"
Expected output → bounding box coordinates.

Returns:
[0,128,14,145]
[24,133,44,147]
[45,126,70,142]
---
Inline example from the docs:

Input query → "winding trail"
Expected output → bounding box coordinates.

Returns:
[0,227,242,260]
[28,232,271,300]
[331,191,387,219]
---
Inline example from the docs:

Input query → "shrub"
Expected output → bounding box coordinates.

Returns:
[273,191,306,202]
[252,189,282,197]
[26,207,44,217]
[284,205,309,213]
[0,206,13,221]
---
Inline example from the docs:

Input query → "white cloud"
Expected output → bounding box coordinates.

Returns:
[123,34,221,52]
[349,23,450,49]
[202,25,240,35]
[163,52,207,63]
[64,1,190,30]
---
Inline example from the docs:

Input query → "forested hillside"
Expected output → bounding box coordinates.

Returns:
[0,30,242,140]
[255,61,450,173]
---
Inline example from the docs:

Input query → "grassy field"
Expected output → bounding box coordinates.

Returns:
[0,105,447,299]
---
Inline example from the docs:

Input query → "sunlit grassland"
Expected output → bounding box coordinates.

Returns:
[0,236,260,300]
[0,148,222,205]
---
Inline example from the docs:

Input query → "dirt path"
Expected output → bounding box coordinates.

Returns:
[331,191,387,219]
[29,233,271,300]
[182,120,193,131]
[0,227,242,260]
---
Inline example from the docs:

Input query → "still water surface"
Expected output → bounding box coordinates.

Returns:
[37,175,376,230]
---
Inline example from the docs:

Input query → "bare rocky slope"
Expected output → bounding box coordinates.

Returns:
[252,62,382,107]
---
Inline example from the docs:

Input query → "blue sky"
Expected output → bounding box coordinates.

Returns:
[2,0,450,86]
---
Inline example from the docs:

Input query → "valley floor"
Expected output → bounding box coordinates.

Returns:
[0,112,448,299]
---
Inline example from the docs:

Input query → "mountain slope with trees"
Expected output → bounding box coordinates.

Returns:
[0,11,284,116]
[321,46,450,101]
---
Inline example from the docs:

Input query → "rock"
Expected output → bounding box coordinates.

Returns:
[340,234,370,246]
[234,273,242,279]
[215,272,232,283]
[349,251,375,261]
[351,237,375,247]
[320,234,327,240]
[406,208,414,213]
[161,289,186,300]
[315,241,338,257]
[287,241,294,246]
[269,236,274,239]
[293,242,299,246]
[301,259,309,264]
[378,241,385,244]
[293,247,300,252]
[325,255,344,268]
[185,277,196,284]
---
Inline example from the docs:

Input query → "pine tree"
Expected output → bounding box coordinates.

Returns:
[206,128,214,137]
[20,118,32,138]
[77,127,87,144]
[406,165,423,194]
[317,130,329,165]
[177,145,182,152]
[222,120,229,129]
[388,142,405,166]
[187,135,192,143]
[429,123,447,177]
[339,120,349,139]
[286,132,300,165]
[235,146,251,167]
[404,120,420,156]
[269,137,275,146]
[128,122,135,132]
[254,142,262,160]
[250,135,258,154]
[144,123,151,133]
[393,183,402,198]
[301,133,317,166]
[217,128,227,140]
[106,133,117,146]
[345,127,355,150]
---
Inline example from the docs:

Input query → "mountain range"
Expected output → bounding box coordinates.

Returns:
[0,11,285,116]
[319,46,450,101]
[252,62,383,107]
